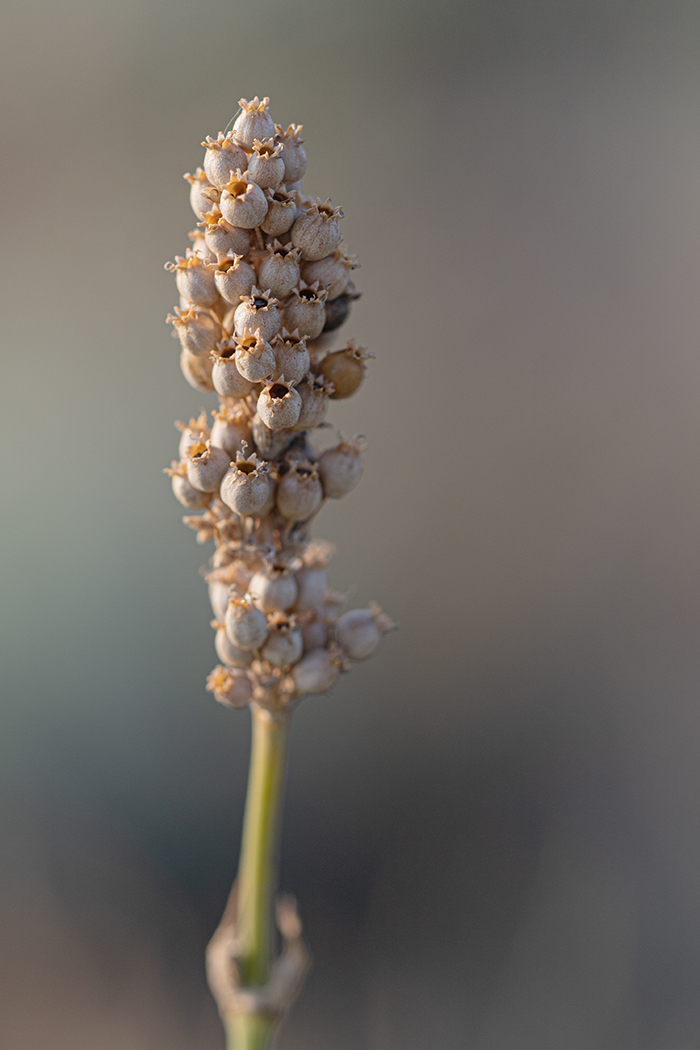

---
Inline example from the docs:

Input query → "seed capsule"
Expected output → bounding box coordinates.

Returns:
[274,123,308,184]
[251,413,295,460]
[225,596,269,650]
[232,96,275,151]
[291,198,343,261]
[302,248,358,300]
[271,329,310,384]
[291,375,332,431]
[210,343,254,399]
[185,440,230,493]
[318,340,370,399]
[166,252,219,308]
[257,379,302,430]
[234,288,281,342]
[247,138,286,191]
[234,335,276,382]
[336,604,395,660]
[260,614,303,668]
[200,213,252,259]
[209,580,231,622]
[184,169,220,219]
[213,253,257,306]
[300,617,329,652]
[168,465,211,509]
[215,627,254,669]
[249,565,299,613]
[291,647,340,694]
[180,347,215,392]
[220,173,269,230]
[210,406,251,459]
[257,242,302,300]
[220,452,275,518]
[318,436,365,499]
[294,540,334,611]
[167,305,222,357]
[280,283,327,340]
[202,133,248,190]
[260,189,297,237]
[176,411,210,459]
[206,665,253,709]
[276,461,323,521]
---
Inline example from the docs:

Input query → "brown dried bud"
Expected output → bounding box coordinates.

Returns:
[291,198,343,261]
[276,461,323,521]
[257,241,302,300]
[232,97,275,151]
[247,138,286,191]
[220,173,268,230]
[274,123,307,184]
[280,282,327,340]
[202,133,248,190]
[318,436,366,499]
[318,340,370,398]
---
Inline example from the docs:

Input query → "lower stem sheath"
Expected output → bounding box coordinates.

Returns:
[227,703,290,1049]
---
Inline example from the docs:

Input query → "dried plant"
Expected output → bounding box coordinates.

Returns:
[164,97,393,1049]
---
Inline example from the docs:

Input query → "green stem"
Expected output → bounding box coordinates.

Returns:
[226,703,289,1049]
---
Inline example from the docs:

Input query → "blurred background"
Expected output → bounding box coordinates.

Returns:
[2,0,700,1046]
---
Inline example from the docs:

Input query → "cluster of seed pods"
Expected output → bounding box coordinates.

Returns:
[165,97,393,713]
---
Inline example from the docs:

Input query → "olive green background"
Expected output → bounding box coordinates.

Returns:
[2,0,700,1046]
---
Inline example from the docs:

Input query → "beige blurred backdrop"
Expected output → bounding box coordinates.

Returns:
[2,0,700,1047]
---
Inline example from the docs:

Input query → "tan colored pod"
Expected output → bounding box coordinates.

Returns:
[318,436,365,498]
[185,440,230,493]
[202,133,248,189]
[220,452,275,517]
[291,647,340,694]
[271,329,310,384]
[180,347,215,392]
[318,339,370,398]
[210,344,254,399]
[257,379,302,430]
[336,604,395,661]
[184,168,220,219]
[206,665,253,709]
[176,410,210,459]
[200,213,252,258]
[220,174,268,230]
[260,614,303,668]
[291,375,332,431]
[234,288,281,342]
[257,241,301,300]
[213,254,257,306]
[274,123,307,184]
[215,627,254,669]
[302,248,359,300]
[247,138,285,191]
[280,283,327,340]
[167,465,211,509]
[294,539,334,611]
[251,413,295,460]
[259,189,297,237]
[167,306,222,357]
[291,198,343,261]
[210,406,251,459]
[234,335,276,382]
[276,461,323,521]
[225,596,269,650]
[249,565,299,613]
[166,252,218,308]
[300,617,329,652]
[232,97,275,151]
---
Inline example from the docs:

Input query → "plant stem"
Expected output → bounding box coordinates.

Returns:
[227,703,290,1049]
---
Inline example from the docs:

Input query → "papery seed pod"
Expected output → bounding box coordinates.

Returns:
[280,283,327,340]
[185,440,231,493]
[259,189,297,237]
[275,123,307,184]
[249,564,299,613]
[210,406,252,459]
[176,411,210,459]
[206,665,253,709]
[300,617,329,652]
[291,198,343,261]
[291,647,340,694]
[258,242,302,300]
[291,375,332,431]
[276,461,323,522]
[225,596,269,650]
[211,343,255,399]
[167,465,212,509]
[215,627,255,669]
[247,138,286,191]
[260,614,303,668]
[167,306,222,357]
[257,379,302,430]
[251,413,295,460]
[209,580,231,622]
[321,288,356,333]
[271,329,310,384]
[318,436,366,499]
[184,169,220,219]
[202,133,249,190]
[336,604,395,660]
[220,452,275,517]
[200,212,252,259]
[188,227,215,264]
[294,540,334,611]
[166,252,219,308]
[234,335,276,382]
[232,97,275,151]
[213,253,257,306]
[302,248,359,300]
[318,339,370,398]
[220,173,268,230]
[234,288,281,342]
[180,347,215,392]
